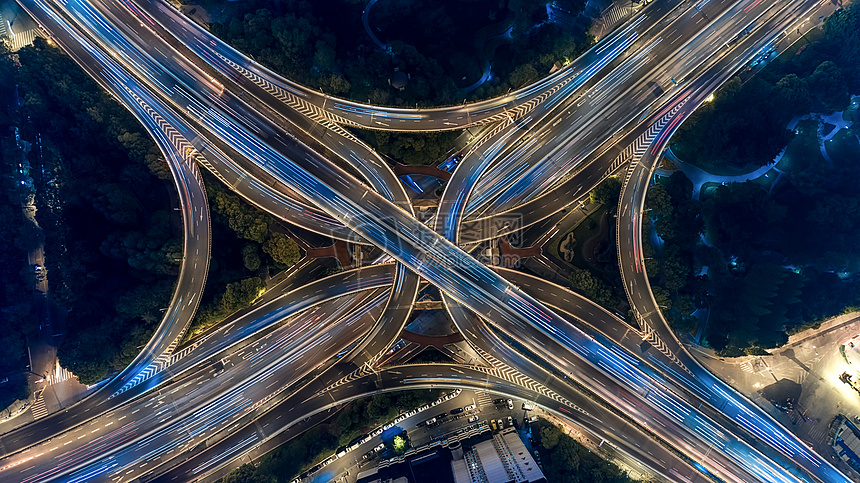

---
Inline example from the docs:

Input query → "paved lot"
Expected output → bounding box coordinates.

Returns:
[687,313,860,481]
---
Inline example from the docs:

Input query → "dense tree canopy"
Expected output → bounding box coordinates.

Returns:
[534,419,639,483]
[3,39,182,384]
[672,7,860,171]
[219,390,441,483]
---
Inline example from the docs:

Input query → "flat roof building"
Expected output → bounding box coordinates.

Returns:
[451,428,546,483]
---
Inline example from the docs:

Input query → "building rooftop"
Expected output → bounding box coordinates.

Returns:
[452,428,545,483]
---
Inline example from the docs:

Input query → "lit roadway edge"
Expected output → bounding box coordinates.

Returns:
[129,0,677,133]
[615,0,846,482]
[6,0,836,483]
[0,0,848,483]
[0,0,214,439]
[6,0,828,483]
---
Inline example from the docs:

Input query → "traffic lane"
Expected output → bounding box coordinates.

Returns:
[434,11,655,240]
[3,286,388,483]
[84,0,368,238]
[0,261,392,456]
[464,0,783,220]
[154,365,705,483]
[345,263,421,365]
[497,266,841,479]
[444,296,771,483]
[0,0,209,453]
[35,0,828,482]
[97,0,416,214]
[616,1,845,481]
[126,0,678,132]
[448,0,760,243]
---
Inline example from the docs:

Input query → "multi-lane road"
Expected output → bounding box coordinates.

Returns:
[0,0,852,482]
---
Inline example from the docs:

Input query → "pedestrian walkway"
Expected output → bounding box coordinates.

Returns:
[601,3,634,30]
[659,146,781,200]
[589,2,637,40]
[9,28,38,51]
[787,102,857,165]
[475,392,495,409]
[0,12,9,39]
[47,361,75,385]
[30,395,47,419]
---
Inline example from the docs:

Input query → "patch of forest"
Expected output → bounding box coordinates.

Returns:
[654,6,860,355]
[3,38,304,386]
[206,0,592,165]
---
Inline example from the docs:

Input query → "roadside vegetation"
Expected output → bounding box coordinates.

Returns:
[0,42,38,408]
[657,6,860,355]
[8,38,180,384]
[202,0,593,164]
[532,418,643,482]
[552,176,626,312]
[0,38,304,385]
[183,174,302,342]
[219,390,441,483]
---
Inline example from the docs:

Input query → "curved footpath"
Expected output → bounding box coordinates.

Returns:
[616,2,848,481]
[132,0,660,132]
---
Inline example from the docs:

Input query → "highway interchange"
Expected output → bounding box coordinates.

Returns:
[0,0,852,482]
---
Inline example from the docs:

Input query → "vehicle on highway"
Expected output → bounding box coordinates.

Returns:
[451,408,464,415]
[416,421,426,428]
[507,399,514,410]
[425,417,437,426]
[436,412,448,420]
[464,404,476,411]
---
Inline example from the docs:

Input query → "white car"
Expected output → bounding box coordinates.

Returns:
[468,415,479,423]
[507,399,514,410]
[464,404,476,411]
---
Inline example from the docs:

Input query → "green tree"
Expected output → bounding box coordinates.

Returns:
[540,424,563,449]
[262,232,301,267]
[221,464,275,483]
[809,60,849,110]
[661,245,690,292]
[207,183,270,243]
[392,435,406,454]
[509,63,539,88]
[589,177,622,205]
[775,74,811,113]
[569,267,614,308]
[652,285,672,312]
[242,243,261,271]
[645,184,672,219]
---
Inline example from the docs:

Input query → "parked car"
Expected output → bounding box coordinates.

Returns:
[451,407,464,415]
[464,404,476,411]
[522,402,534,411]
[468,415,479,423]
[507,399,514,410]
[507,416,514,427]
[493,398,505,405]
